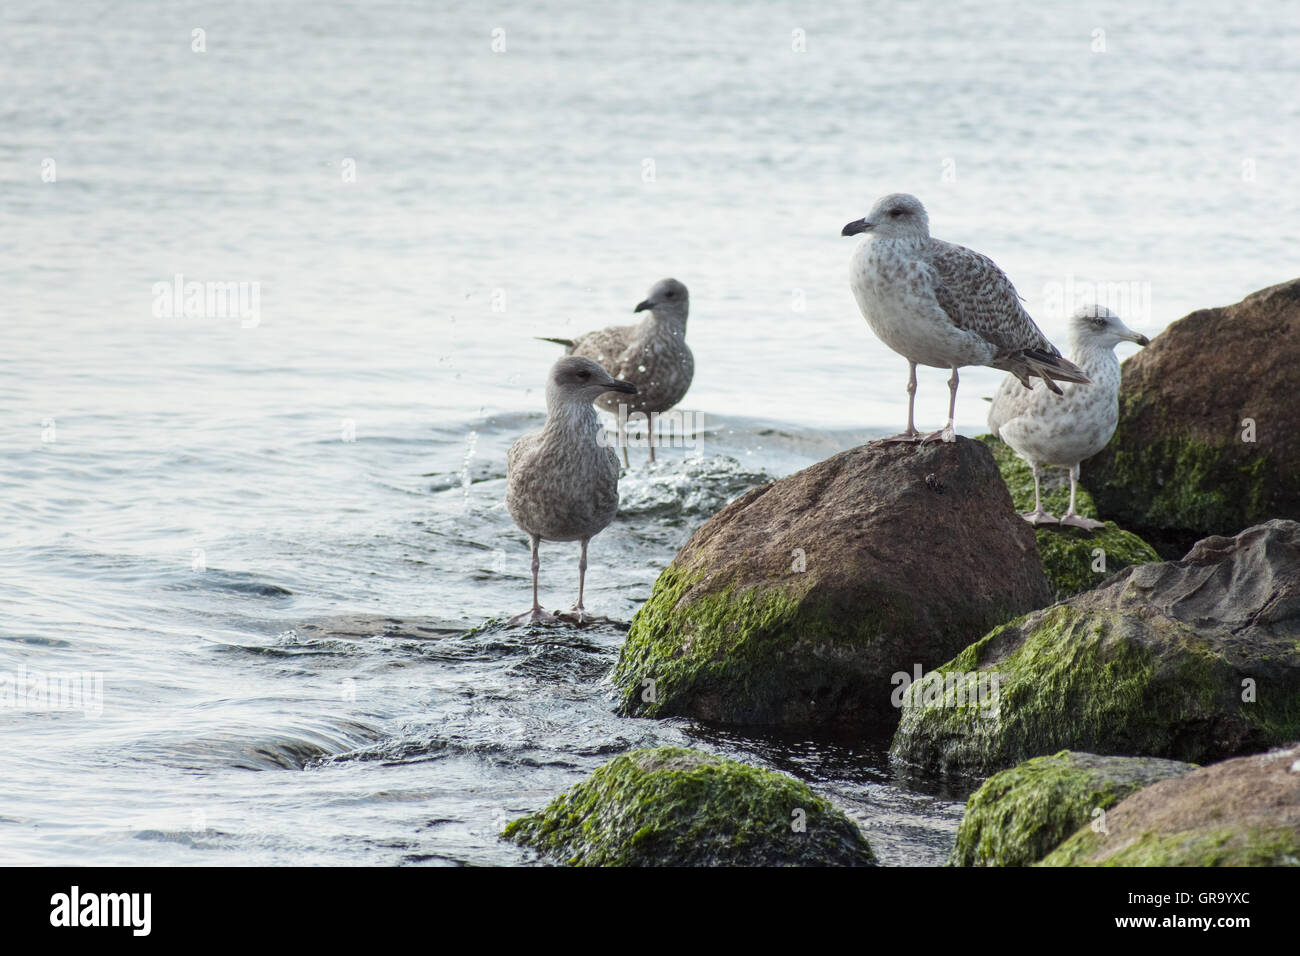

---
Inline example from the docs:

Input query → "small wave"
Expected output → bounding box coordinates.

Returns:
[290,616,465,642]
[164,569,292,598]
[425,460,506,493]
[138,719,386,771]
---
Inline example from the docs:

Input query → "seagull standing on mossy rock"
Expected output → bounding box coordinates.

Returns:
[988,304,1148,530]
[843,193,1089,444]
[505,356,637,626]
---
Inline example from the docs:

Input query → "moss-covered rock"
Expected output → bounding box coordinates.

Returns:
[1087,279,1300,557]
[978,435,1160,600]
[614,438,1052,732]
[502,747,876,866]
[1041,744,1300,866]
[949,750,1195,866]
[891,520,1300,777]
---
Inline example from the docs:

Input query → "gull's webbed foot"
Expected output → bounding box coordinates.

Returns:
[872,428,922,445]
[1021,509,1059,526]
[1060,513,1106,532]
[920,424,957,444]
[557,605,615,626]
[506,606,559,627]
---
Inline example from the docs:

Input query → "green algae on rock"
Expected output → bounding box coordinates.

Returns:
[978,435,1160,601]
[891,520,1300,777]
[1041,744,1300,866]
[613,438,1051,732]
[1086,278,1300,557]
[502,747,877,866]
[949,750,1195,867]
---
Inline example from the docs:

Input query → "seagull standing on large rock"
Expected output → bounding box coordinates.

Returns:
[505,356,637,625]
[539,278,693,466]
[988,304,1149,529]
[842,194,1089,443]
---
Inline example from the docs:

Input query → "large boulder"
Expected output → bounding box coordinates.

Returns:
[613,438,1052,732]
[979,435,1161,600]
[1042,744,1300,866]
[891,520,1300,776]
[502,747,876,866]
[949,750,1196,867]
[1087,279,1300,557]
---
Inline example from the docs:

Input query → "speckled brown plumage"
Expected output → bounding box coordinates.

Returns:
[539,278,693,463]
[504,356,636,625]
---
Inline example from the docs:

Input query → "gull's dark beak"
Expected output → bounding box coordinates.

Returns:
[604,380,638,394]
[1134,333,1150,347]
[633,299,652,313]
[842,219,871,237]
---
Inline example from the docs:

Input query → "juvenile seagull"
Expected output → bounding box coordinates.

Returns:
[505,356,637,625]
[842,194,1089,443]
[988,305,1149,530]
[539,278,693,465]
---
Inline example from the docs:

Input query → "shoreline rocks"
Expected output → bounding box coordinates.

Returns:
[1087,278,1300,558]
[949,750,1196,867]
[1041,744,1300,866]
[891,520,1300,776]
[613,437,1051,732]
[502,746,876,866]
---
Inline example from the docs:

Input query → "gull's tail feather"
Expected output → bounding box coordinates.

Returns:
[1019,348,1090,395]
[535,336,577,352]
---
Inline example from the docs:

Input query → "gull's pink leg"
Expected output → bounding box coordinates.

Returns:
[561,538,615,626]
[921,366,959,444]
[507,535,558,626]
[1060,464,1105,531]
[875,361,923,443]
[570,538,590,623]
[1021,462,1059,525]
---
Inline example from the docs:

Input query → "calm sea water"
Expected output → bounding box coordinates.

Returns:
[2,0,1296,865]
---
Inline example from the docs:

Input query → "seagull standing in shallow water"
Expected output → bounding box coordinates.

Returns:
[842,193,1090,443]
[539,278,694,466]
[988,304,1149,530]
[505,356,637,626]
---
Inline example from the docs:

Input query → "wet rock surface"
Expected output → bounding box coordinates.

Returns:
[1042,743,1300,866]
[614,437,1051,732]
[892,520,1300,775]
[1087,278,1300,557]
[503,746,877,866]
[948,750,1196,867]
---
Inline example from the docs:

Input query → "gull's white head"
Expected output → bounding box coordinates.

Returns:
[842,193,930,240]
[1069,305,1150,351]
[633,277,689,324]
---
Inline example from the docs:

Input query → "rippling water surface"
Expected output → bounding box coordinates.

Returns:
[2,0,1296,865]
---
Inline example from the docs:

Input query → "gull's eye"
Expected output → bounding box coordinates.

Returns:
[889,209,904,218]
[665,291,675,298]
[578,370,590,379]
